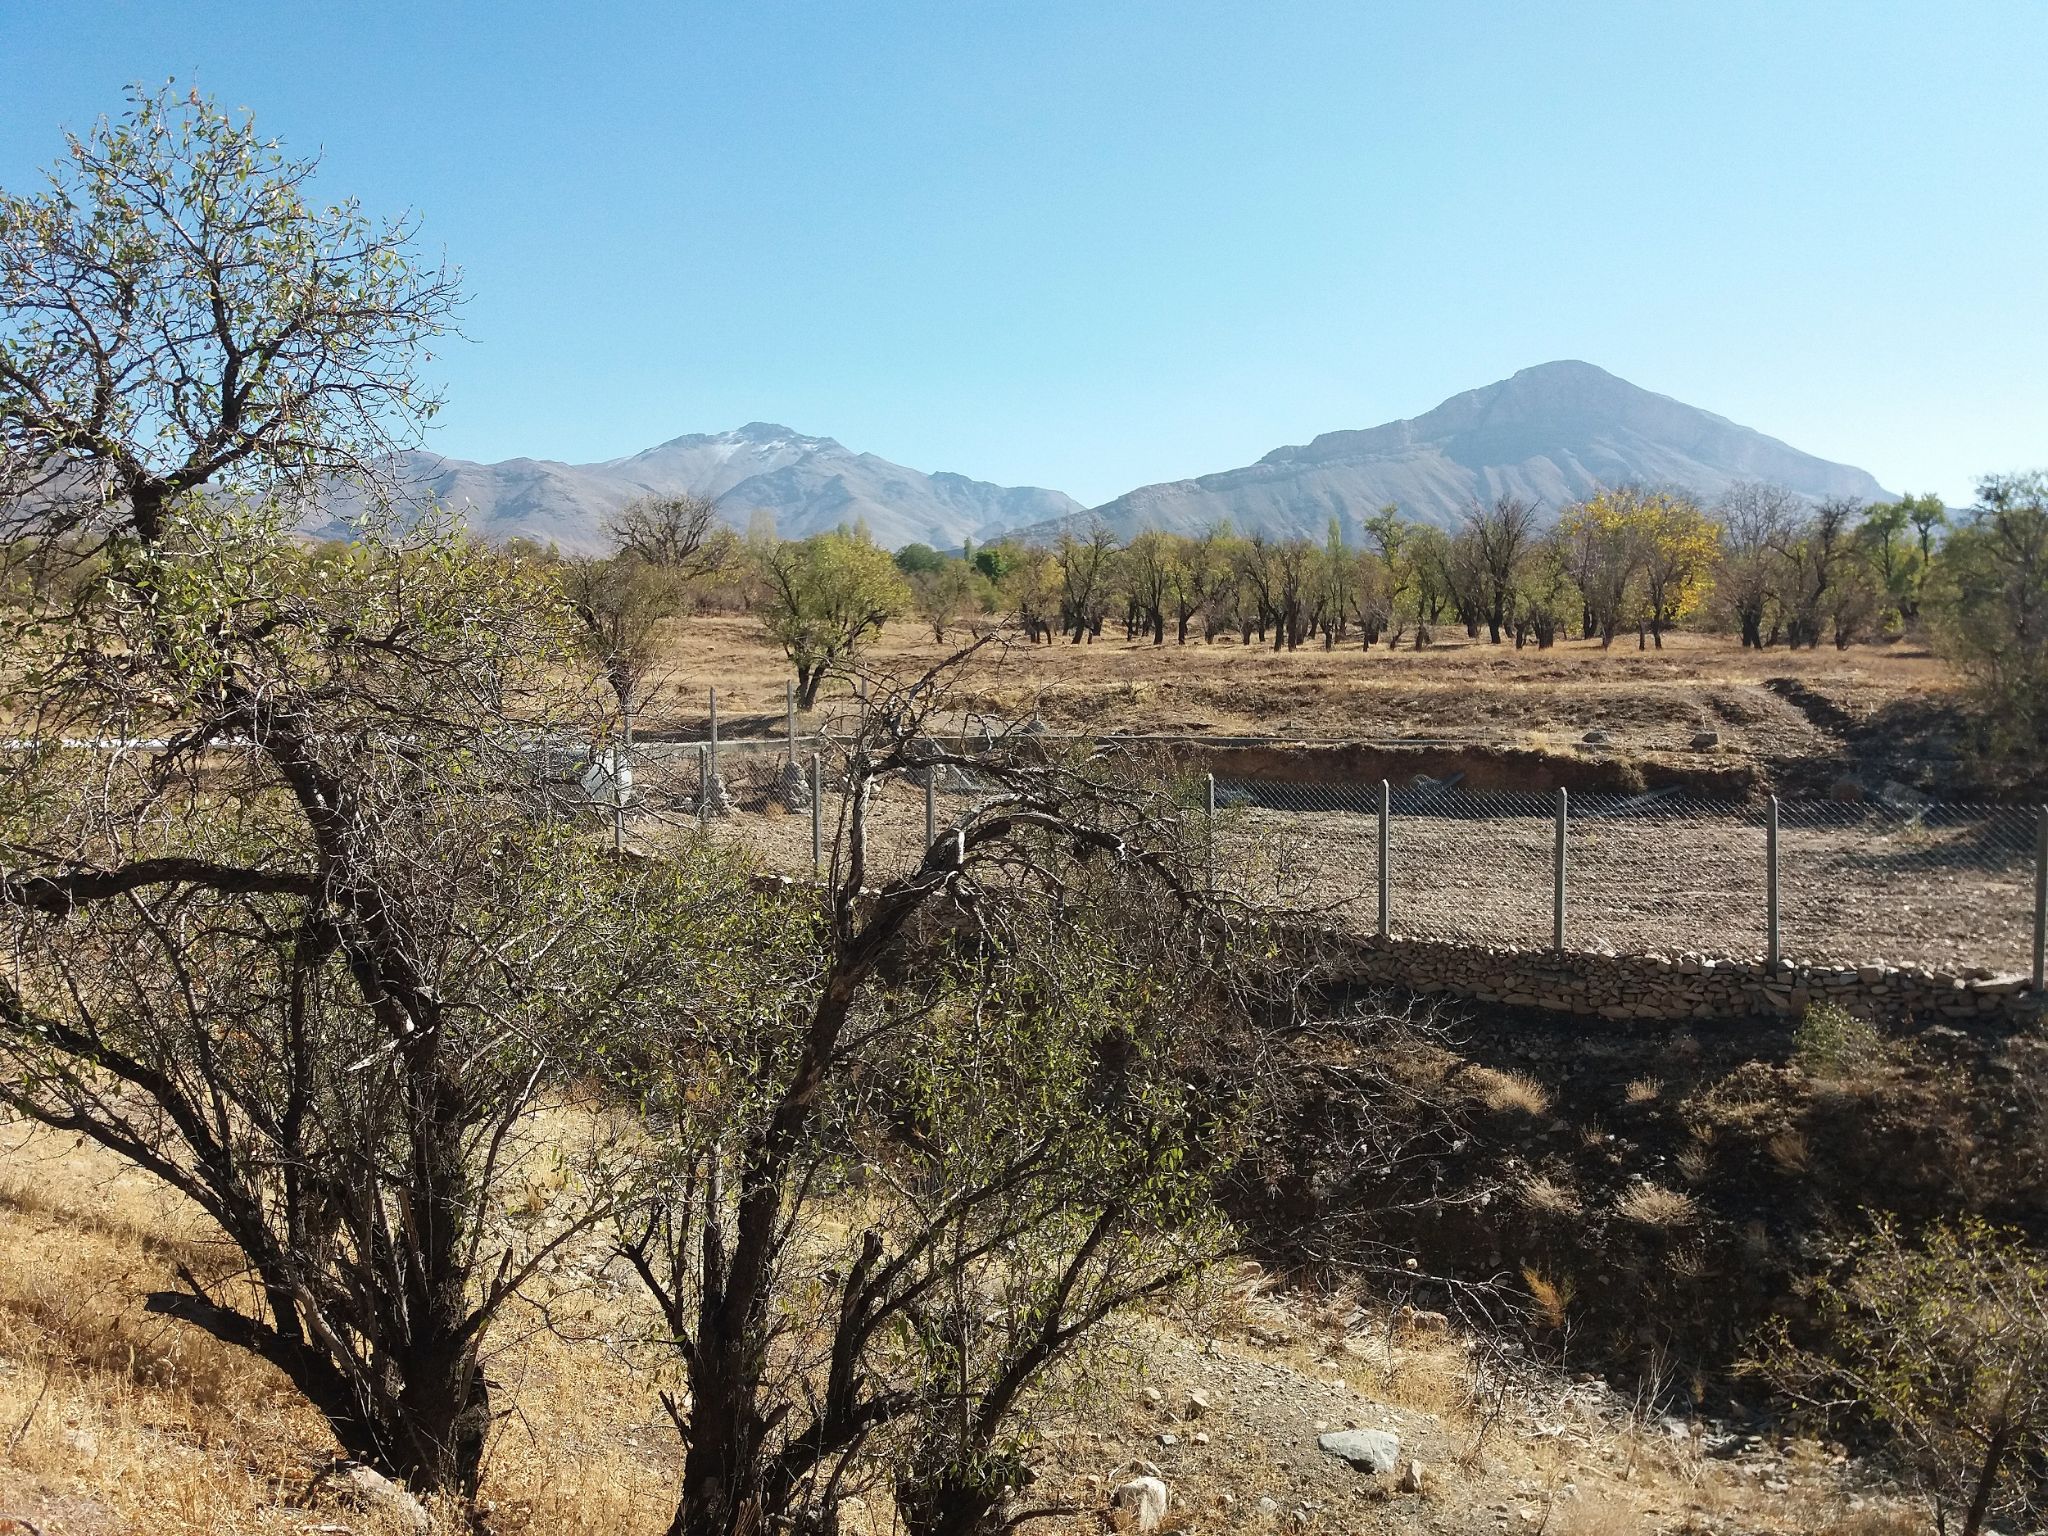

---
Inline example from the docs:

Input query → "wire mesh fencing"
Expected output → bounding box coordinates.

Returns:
[1213,780,2041,976]
[1771,797,2040,972]
[596,732,2043,980]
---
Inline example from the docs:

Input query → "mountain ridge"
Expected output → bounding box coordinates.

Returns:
[1047,361,1891,545]
[310,426,1086,553]
[321,363,1891,552]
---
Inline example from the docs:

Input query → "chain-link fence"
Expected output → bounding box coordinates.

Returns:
[614,734,2042,979]
[1203,777,2040,975]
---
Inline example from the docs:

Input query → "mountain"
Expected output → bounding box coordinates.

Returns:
[317,423,1084,552]
[1035,361,1891,543]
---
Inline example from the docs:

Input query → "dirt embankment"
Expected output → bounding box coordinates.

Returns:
[1160,739,1761,799]
[1227,994,2048,1409]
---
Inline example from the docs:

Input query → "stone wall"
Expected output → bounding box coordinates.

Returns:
[1328,933,2039,1024]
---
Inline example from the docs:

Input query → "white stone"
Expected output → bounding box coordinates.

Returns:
[335,1465,431,1536]
[1111,1475,1170,1532]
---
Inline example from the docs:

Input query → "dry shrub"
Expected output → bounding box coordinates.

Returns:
[1675,1142,1713,1184]
[1521,1174,1584,1218]
[1468,1066,1551,1116]
[1523,1267,1576,1329]
[1625,1076,1662,1105]
[1615,1183,1701,1229]
[1768,1128,1812,1173]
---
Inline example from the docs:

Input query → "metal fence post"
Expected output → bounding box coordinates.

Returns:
[2034,806,2046,992]
[1377,778,1391,938]
[1205,773,1217,896]
[811,751,823,873]
[1766,794,1781,970]
[786,679,797,764]
[698,744,710,834]
[1553,786,1568,951]
[925,772,937,849]
[708,685,719,796]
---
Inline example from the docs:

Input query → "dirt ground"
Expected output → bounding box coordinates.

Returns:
[633,617,1977,798]
[0,1120,1921,1536]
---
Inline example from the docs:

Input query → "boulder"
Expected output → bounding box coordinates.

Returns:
[1879,780,1934,813]
[1398,1458,1425,1493]
[1689,731,1719,749]
[1317,1428,1401,1475]
[1110,1475,1170,1532]
[774,757,811,810]
[332,1464,430,1536]
[1581,730,1612,745]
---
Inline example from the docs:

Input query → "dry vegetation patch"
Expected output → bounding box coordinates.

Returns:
[1,1116,1936,1536]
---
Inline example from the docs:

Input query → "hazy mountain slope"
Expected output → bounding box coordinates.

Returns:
[316,423,1084,552]
[1053,361,1892,542]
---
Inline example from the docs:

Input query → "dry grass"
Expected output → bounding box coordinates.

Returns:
[1674,1141,1714,1184]
[1818,1507,1929,1536]
[1553,1496,1655,1535]
[1614,1183,1703,1230]
[1522,1268,1576,1329]
[0,1119,679,1536]
[1768,1128,1813,1173]
[1521,1175,1585,1218]
[0,1121,1918,1536]
[1467,1066,1552,1117]
[1623,1076,1662,1106]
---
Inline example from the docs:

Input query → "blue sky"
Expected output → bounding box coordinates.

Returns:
[4,2,2042,506]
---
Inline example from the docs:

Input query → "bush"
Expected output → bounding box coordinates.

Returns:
[1759,1217,2048,1536]
[1794,1002,1892,1081]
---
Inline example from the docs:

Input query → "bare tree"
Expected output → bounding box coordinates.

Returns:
[1779,497,1862,648]
[1714,482,1801,648]
[0,508,634,1498]
[0,83,460,543]
[1465,494,1540,643]
[615,655,1243,1536]
[602,492,737,583]
[1056,522,1118,643]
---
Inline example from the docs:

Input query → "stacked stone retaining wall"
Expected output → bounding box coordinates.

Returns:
[1331,934,2039,1024]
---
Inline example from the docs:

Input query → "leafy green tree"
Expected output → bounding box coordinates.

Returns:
[1927,471,2048,754]
[1858,498,1932,630]
[1906,493,1950,593]
[971,541,1017,584]
[0,82,459,540]
[911,554,987,641]
[759,528,911,705]
[895,541,947,576]
[1760,1217,2048,1536]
